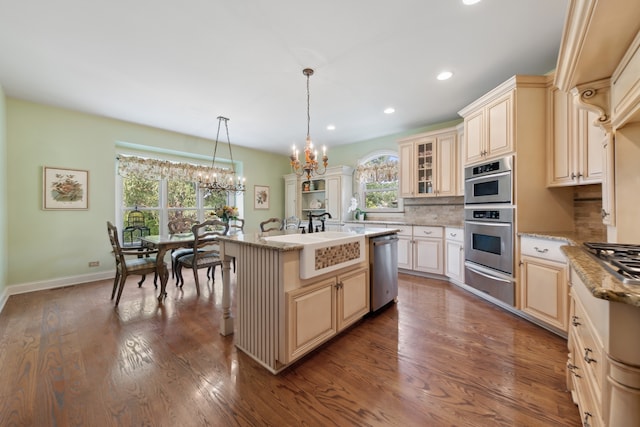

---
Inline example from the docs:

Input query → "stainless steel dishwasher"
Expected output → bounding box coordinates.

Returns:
[370,234,399,312]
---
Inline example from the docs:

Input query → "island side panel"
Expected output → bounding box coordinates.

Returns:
[233,242,286,373]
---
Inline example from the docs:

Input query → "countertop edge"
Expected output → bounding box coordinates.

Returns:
[560,245,640,307]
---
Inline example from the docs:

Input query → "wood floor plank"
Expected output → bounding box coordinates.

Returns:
[0,270,581,426]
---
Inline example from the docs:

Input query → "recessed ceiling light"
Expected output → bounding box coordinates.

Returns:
[462,0,481,5]
[326,124,335,131]
[437,71,453,81]
[384,107,395,114]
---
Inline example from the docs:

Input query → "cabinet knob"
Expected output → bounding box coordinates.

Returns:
[571,315,581,327]
[335,281,343,290]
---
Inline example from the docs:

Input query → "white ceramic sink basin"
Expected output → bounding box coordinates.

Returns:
[264,232,365,279]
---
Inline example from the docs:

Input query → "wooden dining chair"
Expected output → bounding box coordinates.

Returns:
[175,219,229,294]
[283,215,301,230]
[260,217,283,232]
[208,218,243,275]
[106,221,167,306]
[167,216,199,283]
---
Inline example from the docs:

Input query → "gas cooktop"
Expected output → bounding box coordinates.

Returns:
[584,242,640,285]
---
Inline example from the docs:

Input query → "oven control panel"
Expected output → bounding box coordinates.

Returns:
[464,207,514,223]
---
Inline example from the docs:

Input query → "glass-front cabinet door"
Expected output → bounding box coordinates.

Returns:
[416,138,435,195]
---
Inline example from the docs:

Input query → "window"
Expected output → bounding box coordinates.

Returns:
[356,151,400,212]
[116,154,240,236]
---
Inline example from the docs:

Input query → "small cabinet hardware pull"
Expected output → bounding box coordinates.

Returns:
[583,348,596,364]
[518,261,523,266]
[601,209,610,218]
[423,231,432,235]
[583,412,592,427]
[567,363,581,378]
[571,315,581,327]
[534,247,548,254]
[449,233,457,237]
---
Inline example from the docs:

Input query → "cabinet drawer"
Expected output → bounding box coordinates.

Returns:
[571,292,605,395]
[569,332,604,427]
[413,226,443,239]
[520,236,567,262]
[392,225,412,236]
[445,227,463,243]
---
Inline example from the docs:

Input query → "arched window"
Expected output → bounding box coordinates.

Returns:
[355,150,400,212]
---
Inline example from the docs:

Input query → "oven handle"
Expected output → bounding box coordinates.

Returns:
[465,220,512,227]
[465,170,511,183]
[465,263,513,284]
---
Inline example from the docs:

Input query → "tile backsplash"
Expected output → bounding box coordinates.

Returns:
[573,184,606,240]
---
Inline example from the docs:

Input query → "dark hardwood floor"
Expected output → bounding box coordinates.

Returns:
[0,271,581,426]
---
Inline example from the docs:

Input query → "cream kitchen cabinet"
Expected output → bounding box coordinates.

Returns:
[547,86,604,187]
[445,227,464,284]
[458,75,548,167]
[395,225,413,270]
[412,226,444,275]
[519,236,569,333]
[397,127,458,198]
[286,165,353,223]
[285,266,368,363]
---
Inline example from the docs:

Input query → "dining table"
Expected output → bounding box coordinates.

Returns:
[140,232,236,334]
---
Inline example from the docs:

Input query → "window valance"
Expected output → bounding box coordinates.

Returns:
[117,154,232,182]
[355,160,399,184]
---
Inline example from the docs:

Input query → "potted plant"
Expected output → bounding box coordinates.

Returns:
[354,208,365,221]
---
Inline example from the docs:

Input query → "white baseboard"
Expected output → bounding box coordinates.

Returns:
[2,271,115,304]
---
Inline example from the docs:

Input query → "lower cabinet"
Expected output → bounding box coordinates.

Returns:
[445,227,464,284]
[395,225,414,270]
[413,226,444,275]
[285,267,369,363]
[519,236,569,332]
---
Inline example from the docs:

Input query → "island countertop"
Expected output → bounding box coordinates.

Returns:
[216,227,397,251]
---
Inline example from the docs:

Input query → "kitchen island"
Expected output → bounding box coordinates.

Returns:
[216,227,397,374]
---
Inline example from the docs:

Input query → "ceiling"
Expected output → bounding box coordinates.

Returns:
[0,0,568,156]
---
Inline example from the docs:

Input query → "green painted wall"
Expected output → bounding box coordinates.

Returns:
[6,99,290,286]
[0,86,7,297]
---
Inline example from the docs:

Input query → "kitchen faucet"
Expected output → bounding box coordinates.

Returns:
[308,212,332,233]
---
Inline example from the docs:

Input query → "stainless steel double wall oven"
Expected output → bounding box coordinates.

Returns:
[464,156,515,305]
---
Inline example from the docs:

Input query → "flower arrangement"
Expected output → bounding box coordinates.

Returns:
[215,205,239,222]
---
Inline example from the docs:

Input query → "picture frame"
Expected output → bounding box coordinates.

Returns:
[43,166,89,210]
[254,185,270,210]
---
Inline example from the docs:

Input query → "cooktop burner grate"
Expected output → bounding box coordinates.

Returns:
[583,242,640,285]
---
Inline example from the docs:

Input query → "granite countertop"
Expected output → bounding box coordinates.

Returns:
[216,227,396,251]
[561,245,640,307]
[344,219,464,228]
[517,231,586,246]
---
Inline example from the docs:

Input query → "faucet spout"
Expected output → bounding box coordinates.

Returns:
[309,212,332,232]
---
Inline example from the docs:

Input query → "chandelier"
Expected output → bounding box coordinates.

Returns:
[290,68,328,180]
[199,116,245,195]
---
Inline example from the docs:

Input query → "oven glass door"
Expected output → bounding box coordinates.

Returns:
[464,220,513,275]
[464,171,512,204]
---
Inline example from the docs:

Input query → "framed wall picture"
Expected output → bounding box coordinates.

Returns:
[254,185,270,210]
[43,166,89,210]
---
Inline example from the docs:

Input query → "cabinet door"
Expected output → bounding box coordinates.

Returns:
[520,255,568,331]
[325,176,341,221]
[436,132,457,197]
[548,87,575,186]
[486,92,513,158]
[286,278,337,362]
[413,238,443,275]
[284,176,298,218]
[337,268,369,331]
[577,109,605,184]
[398,142,414,197]
[601,132,615,226]
[464,110,484,165]
[416,137,436,196]
[445,240,464,283]
[397,235,413,270]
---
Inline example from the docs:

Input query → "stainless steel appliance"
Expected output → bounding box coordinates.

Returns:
[464,207,515,305]
[464,207,514,275]
[463,156,516,306]
[370,234,399,311]
[464,156,513,205]
[583,242,640,285]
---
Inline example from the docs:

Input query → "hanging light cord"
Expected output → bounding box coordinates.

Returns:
[212,116,236,174]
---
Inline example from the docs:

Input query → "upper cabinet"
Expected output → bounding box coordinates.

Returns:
[397,127,458,198]
[458,75,547,167]
[284,166,353,223]
[547,86,605,186]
